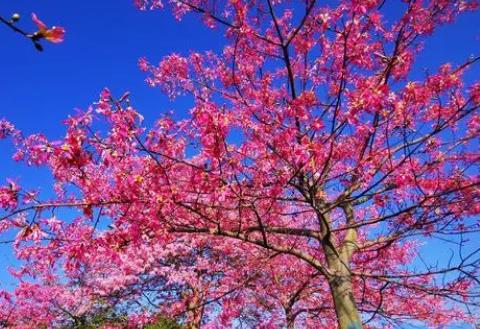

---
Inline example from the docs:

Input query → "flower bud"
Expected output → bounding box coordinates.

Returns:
[11,13,20,22]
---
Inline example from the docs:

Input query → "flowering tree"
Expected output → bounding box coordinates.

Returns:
[1,0,480,328]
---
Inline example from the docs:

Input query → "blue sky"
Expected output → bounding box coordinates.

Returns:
[0,0,479,306]
[0,0,224,288]
[0,1,478,179]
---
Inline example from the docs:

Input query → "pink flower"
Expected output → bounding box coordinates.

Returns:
[31,13,65,43]
[138,57,150,72]
[0,179,19,210]
[470,82,480,105]
[0,119,15,139]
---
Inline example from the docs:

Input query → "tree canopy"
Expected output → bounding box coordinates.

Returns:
[0,0,479,328]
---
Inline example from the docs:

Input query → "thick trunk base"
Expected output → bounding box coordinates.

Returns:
[330,275,363,329]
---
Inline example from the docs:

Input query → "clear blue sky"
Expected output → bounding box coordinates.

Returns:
[0,0,224,287]
[0,0,479,297]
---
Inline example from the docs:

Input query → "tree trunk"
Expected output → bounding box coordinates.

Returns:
[286,313,295,329]
[187,289,203,329]
[324,236,362,328]
[324,204,362,329]
[329,273,362,329]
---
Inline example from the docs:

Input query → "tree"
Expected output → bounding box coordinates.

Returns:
[1,0,480,328]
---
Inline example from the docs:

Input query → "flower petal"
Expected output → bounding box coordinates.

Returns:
[31,13,47,31]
